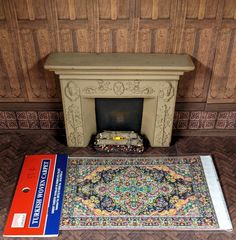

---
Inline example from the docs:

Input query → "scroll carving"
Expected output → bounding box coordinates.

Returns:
[82,80,111,94]
[126,81,155,95]
[83,80,155,96]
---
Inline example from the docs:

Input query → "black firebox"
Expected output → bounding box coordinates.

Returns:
[95,98,143,133]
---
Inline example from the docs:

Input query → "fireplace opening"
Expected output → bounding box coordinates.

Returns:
[95,98,143,133]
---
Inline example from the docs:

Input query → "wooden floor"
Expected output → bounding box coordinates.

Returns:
[0,133,236,240]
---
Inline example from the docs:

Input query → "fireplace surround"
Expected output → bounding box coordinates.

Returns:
[45,53,194,147]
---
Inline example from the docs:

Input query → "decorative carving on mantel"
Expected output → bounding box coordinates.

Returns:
[65,104,84,146]
[126,81,155,95]
[113,81,125,95]
[159,82,174,102]
[162,105,172,145]
[63,81,84,146]
[82,80,111,94]
[155,104,172,146]
[82,80,155,96]
[65,81,80,101]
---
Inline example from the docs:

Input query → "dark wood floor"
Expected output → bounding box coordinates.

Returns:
[0,133,236,240]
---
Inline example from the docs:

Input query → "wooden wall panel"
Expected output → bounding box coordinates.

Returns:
[99,0,112,19]
[59,28,92,52]
[56,0,71,20]
[0,1,25,101]
[153,28,170,53]
[100,29,112,52]
[140,0,171,19]
[223,0,236,19]
[193,29,214,98]
[0,0,5,20]
[208,28,236,103]
[13,0,61,101]
[56,0,88,20]
[177,27,216,102]
[204,0,218,19]
[57,0,92,53]
[0,0,235,104]
[117,0,130,19]
[138,29,152,53]
[175,0,220,102]
[20,28,58,100]
[98,0,130,20]
[0,29,24,99]
[137,0,172,53]
[186,0,218,20]
[59,29,74,52]
[114,28,130,52]
[208,0,236,103]
[75,29,91,52]
[13,0,47,20]
[177,28,196,99]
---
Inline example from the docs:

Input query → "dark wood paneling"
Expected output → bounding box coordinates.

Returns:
[174,129,236,137]
[205,103,236,111]
[1,101,234,112]
[0,0,236,104]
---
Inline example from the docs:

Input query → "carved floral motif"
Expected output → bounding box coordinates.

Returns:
[82,80,155,96]
[162,106,172,145]
[82,80,111,94]
[64,81,84,146]
[126,81,155,95]
[155,104,172,146]
[65,104,84,146]
[113,82,125,95]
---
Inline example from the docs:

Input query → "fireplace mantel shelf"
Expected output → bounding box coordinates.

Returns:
[45,53,194,71]
[45,53,194,147]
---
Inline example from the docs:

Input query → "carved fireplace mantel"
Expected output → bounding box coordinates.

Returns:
[45,53,194,147]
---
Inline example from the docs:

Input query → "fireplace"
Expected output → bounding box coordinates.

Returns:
[45,53,194,147]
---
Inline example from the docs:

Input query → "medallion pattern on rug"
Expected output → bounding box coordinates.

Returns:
[61,156,218,229]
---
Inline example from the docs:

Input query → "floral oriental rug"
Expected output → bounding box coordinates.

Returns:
[60,155,232,231]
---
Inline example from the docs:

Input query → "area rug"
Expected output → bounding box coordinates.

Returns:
[60,155,232,230]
